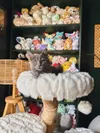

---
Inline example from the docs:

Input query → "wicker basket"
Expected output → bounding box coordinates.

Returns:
[0,59,29,84]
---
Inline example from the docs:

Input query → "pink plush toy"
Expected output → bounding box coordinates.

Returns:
[52,55,67,65]
[32,36,41,50]
[53,39,64,50]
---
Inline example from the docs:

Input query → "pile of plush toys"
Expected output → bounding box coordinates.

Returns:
[13,2,80,26]
[15,31,79,51]
[49,55,79,73]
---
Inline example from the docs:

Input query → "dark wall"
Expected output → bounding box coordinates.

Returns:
[0,0,12,116]
[79,0,100,127]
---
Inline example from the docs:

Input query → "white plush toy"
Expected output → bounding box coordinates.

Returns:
[77,101,92,115]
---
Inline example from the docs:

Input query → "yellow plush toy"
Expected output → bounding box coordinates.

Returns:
[21,8,29,14]
[62,57,77,72]
[62,61,72,72]
[69,57,77,64]
[64,38,72,50]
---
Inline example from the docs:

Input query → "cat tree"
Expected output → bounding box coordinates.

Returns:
[17,71,94,133]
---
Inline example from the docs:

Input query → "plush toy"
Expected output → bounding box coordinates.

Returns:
[13,16,28,26]
[53,39,64,50]
[32,10,42,25]
[52,14,60,24]
[52,63,63,75]
[57,104,66,115]
[67,62,79,72]
[28,103,41,115]
[60,113,72,130]
[41,6,49,15]
[65,6,79,16]
[16,36,26,49]
[62,6,80,24]
[78,101,92,115]
[32,36,41,50]
[69,57,77,64]
[62,61,72,72]
[55,6,64,16]
[52,56,67,65]
[29,4,41,15]
[15,44,22,50]
[16,37,32,50]
[43,33,55,50]
[54,31,64,40]
[18,53,25,59]
[20,13,33,26]
[21,8,29,14]
[42,15,52,25]
[38,44,47,50]
[64,38,72,50]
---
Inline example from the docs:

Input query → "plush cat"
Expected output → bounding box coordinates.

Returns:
[26,50,63,77]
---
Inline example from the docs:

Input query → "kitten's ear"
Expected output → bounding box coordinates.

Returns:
[41,49,48,56]
[26,51,33,60]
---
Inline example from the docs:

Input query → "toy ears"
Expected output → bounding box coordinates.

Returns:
[26,51,33,60]
[65,6,70,11]
[40,48,48,56]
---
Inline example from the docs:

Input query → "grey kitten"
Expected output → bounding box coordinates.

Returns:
[26,50,52,77]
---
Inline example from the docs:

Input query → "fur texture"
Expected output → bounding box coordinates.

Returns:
[26,50,63,77]
[26,50,52,77]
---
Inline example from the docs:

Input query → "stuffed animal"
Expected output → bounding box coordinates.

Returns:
[28,103,41,115]
[57,104,66,115]
[62,61,72,72]
[54,32,64,40]
[78,101,92,115]
[53,39,64,50]
[60,113,72,130]
[63,6,80,24]
[16,36,32,50]
[43,33,55,50]
[29,4,41,15]
[32,36,41,50]
[52,56,67,65]
[69,57,77,64]
[21,8,29,14]
[13,16,28,26]
[64,38,72,50]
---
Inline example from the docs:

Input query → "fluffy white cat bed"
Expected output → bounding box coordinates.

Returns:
[0,113,46,133]
[17,71,94,101]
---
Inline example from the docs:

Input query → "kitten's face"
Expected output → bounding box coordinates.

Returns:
[26,50,52,76]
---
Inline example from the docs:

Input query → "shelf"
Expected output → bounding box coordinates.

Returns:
[14,49,79,55]
[12,24,80,34]
[13,24,80,28]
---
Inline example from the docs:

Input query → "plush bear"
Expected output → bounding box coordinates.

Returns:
[64,38,72,50]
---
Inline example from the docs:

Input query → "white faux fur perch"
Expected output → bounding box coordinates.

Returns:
[17,71,94,101]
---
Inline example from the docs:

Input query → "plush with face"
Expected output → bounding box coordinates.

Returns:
[26,50,52,77]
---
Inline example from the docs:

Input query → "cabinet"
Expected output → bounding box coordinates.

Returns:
[10,0,82,128]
